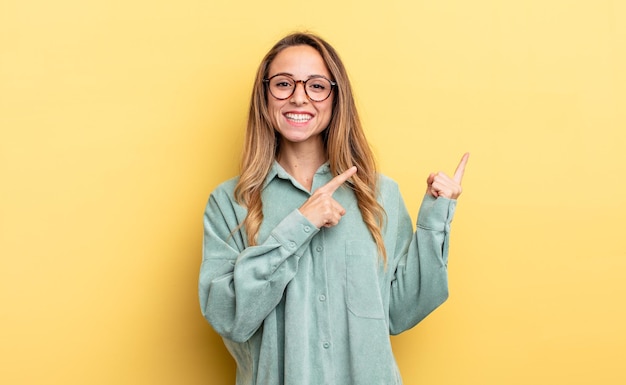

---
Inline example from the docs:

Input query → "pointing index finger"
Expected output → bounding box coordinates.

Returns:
[320,166,357,194]
[453,152,470,184]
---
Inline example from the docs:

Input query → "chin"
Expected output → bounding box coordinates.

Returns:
[277,129,313,142]
[282,135,311,144]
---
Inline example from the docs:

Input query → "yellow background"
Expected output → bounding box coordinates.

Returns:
[1,0,625,384]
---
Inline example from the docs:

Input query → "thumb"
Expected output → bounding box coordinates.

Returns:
[426,172,436,186]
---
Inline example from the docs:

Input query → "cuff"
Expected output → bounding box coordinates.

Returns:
[270,209,319,255]
[417,194,456,231]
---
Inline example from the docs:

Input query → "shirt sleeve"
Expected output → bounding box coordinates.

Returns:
[199,189,319,343]
[388,193,456,335]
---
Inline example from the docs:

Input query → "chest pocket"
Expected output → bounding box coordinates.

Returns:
[345,240,385,319]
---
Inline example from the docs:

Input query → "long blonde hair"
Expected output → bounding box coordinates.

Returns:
[234,32,387,262]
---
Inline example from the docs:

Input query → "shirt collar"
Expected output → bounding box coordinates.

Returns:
[262,160,331,191]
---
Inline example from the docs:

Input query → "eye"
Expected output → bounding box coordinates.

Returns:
[307,78,330,93]
[275,81,291,88]
[271,76,294,89]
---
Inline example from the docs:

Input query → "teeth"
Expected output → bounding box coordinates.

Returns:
[285,113,312,122]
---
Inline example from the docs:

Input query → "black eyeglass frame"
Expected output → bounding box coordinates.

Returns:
[263,74,337,102]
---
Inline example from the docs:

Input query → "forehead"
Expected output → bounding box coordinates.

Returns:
[268,45,331,78]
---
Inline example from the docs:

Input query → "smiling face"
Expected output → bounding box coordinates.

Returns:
[266,45,334,150]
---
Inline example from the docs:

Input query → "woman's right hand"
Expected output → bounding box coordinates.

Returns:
[299,166,357,228]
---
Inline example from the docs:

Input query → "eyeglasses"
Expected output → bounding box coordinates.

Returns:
[263,74,336,102]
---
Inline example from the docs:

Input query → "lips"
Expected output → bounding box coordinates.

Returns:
[284,112,313,123]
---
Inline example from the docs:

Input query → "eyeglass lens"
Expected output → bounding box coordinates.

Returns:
[267,75,333,102]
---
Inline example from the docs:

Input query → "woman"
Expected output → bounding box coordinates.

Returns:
[199,32,469,385]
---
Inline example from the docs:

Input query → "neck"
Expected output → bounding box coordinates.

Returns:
[276,139,326,191]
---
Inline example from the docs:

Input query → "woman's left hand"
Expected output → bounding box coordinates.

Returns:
[426,153,470,199]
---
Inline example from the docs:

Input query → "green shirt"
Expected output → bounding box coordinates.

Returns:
[199,162,456,385]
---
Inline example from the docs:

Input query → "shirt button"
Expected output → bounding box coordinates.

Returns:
[316,246,323,252]
[288,241,296,248]
[303,226,311,233]
[319,294,326,302]
[322,342,330,349]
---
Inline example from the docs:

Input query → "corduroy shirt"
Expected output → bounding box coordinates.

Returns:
[199,161,456,385]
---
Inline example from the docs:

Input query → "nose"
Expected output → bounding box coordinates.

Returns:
[290,80,308,105]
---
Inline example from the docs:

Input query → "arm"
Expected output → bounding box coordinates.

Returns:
[388,153,468,334]
[388,194,456,334]
[199,190,318,343]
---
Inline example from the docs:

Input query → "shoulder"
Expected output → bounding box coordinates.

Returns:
[204,176,248,222]
[212,176,239,194]
[377,173,401,195]
[207,176,240,205]
[376,173,405,209]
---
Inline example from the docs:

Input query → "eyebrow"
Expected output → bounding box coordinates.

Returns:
[268,72,328,79]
